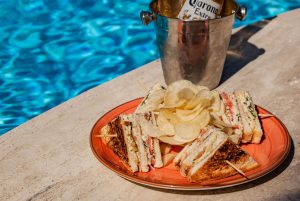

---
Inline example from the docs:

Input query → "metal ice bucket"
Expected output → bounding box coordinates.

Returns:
[141,0,247,89]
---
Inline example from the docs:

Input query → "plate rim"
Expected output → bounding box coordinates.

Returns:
[89,98,292,190]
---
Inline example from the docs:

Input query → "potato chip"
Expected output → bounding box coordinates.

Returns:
[173,110,211,142]
[196,85,209,92]
[159,109,179,125]
[184,89,212,110]
[158,136,186,145]
[209,90,221,112]
[190,109,211,127]
[141,80,231,146]
[176,104,205,122]
[173,134,195,143]
[163,94,187,108]
[156,111,175,136]
[177,88,195,100]
[174,122,201,140]
[163,80,199,108]
[170,80,200,92]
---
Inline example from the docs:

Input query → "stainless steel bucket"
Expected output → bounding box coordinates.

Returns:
[141,0,247,89]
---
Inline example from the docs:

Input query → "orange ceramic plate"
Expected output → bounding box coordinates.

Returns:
[90,98,291,190]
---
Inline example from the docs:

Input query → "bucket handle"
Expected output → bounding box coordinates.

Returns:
[140,11,156,25]
[140,5,247,25]
[235,5,247,21]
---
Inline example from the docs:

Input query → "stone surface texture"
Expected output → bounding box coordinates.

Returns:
[1,9,300,201]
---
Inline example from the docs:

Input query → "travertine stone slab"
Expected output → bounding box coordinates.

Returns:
[0,9,299,201]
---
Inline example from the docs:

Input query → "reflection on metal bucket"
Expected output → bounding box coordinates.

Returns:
[141,0,246,89]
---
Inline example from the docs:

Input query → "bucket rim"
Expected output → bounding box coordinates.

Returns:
[149,0,236,23]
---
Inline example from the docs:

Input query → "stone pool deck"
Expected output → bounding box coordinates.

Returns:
[1,9,300,201]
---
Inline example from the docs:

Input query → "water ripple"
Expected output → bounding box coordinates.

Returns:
[0,0,300,134]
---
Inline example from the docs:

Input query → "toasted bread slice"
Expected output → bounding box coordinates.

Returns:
[135,84,165,113]
[235,91,253,143]
[173,144,192,167]
[131,114,150,172]
[152,138,163,168]
[118,115,139,172]
[177,126,218,176]
[220,92,243,144]
[135,112,163,168]
[100,115,139,172]
[173,126,217,168]
[188,134,259,182]
[150,112,163,168]
[235,91,263,144]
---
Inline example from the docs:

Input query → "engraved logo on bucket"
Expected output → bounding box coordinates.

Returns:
[178,0,221,20]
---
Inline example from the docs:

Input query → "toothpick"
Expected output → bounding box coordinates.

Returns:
[95,134,117,138]
[225,160,249,179]
[258,114,274,119]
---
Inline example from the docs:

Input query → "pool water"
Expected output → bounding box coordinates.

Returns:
[0,0,299,135]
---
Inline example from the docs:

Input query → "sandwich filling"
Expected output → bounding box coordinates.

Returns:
[235,92,255,130]
[131,114,150,172]
[220,92,242,130]
[220,92,244,144]
[187,132,258,182]
[188,131,228,176]
[120,115,139,172]
[174,126,217,167]
[135,112,163,168]
[101,115,140,172]
[235,91,263,143]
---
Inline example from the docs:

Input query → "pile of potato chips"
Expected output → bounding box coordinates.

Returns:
[136,80,229,145]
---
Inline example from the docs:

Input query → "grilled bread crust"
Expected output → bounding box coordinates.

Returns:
[101,116,139,172]
[188,139,259,182]
[101,117,131,169]
[102,117,128,165]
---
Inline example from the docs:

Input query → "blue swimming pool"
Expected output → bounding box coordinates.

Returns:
[0,0,299,135]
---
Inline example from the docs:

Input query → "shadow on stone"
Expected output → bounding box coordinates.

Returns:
[129,136,294,195]
[220,17,277,84]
